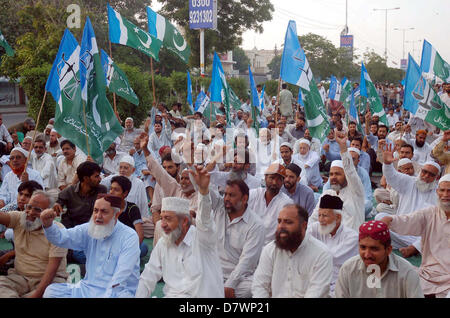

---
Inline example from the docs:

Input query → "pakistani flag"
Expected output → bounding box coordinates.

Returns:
[328,75,344,112]
[147,6,190,64]
[80,17,123,164]
[340,77,352,112]
[0,28,14,57]
[420,39,450,82]
[187,71,194,114]
[108,4,162,61]
[404,54,449,131]
[100,49,139,106]
[360,62,388,126]
[280,20,329,141]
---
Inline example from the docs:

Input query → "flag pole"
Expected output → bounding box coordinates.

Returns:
[108,40,118,114]
[150,57,156,106]
[25,91,47,167]
[275,77,282,126]
[82,100,90,157]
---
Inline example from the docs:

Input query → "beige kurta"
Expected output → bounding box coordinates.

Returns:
[390,206,450,297]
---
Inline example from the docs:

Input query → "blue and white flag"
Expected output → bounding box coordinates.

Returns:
[45,29,80,112]
[248,65,259,109]
[259,84,266,111]
[328,75,341,101]
[280,20,313,91]
[420,39,450,82]
[79,17,99,103]
[405,54,450,130]
[187,71,194,114]
[195,90,210,114]
[297,88,304,106]
[209,52,225,102]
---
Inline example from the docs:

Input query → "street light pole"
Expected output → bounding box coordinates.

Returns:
[406,39,422,61]
[394,27,415,59]
[373,7,400,62]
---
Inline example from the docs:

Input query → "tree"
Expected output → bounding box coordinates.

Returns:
[228,77,248,100]
[363,49,404,84]
[232,47,250,74]
[157,0,274,67]
[299,33,339,81]
[267,55,281,79]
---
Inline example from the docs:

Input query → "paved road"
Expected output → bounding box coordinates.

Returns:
[2,112,28,129]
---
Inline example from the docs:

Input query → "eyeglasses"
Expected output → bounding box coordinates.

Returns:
[421,169,437,178]
[24,204,43,213]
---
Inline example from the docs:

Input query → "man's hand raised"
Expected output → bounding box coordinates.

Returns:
[189,165,210,195]
[382,143,395,165]
[139,133,150,157]
[40,208,58,229]
[334,128,348,153]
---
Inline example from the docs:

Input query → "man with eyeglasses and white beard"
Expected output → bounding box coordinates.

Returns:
[40,194,140,298]
[374,144,441,258]
[0,191,68,297]
[307,194,359,296]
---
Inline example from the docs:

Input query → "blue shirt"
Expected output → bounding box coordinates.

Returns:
[44,221,140,298]
[366,133,392,151]
[358,151,371,174]
[321,139,341,162]
[132,150,147,178]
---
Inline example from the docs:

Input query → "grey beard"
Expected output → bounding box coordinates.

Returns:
[88,217,116,240]
[318,220,336,235]
[229,170,247,181]
[162,225,182,247]
[437,198,450,212]
[415,178,437,193]
[20,213,43,232]
[330,184,342,192]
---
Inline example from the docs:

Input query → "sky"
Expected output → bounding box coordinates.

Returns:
[240,0,450,68]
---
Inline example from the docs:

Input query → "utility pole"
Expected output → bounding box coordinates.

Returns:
[406,39,422,61]
[373,7,400,62]
[394,27,414,59]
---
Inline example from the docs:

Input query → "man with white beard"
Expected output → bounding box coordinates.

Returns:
[292,138,322,191]
[307,194,359,296]
[136,166,224,298]
[41,194,140,298]
[0,191,68,297]
[381,174,450,298]
[375,144,440,258]
[30,137,58,190]
[310,129,365,231]
[101,155,149,220]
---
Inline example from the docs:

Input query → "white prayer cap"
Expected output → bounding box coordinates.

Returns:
[330,160,344,169]
[10,147,29,158]
[23,136,32,141]
[280,142,293,150]
[423,161,441,173]
[161,197,190,215]
[214,139,225,147]
[196,143,207,152]
[298,139,311,147]
[438,174,450,185]
[348,147,360,156]
[398,158,412,168]
[125,117,133,122]
[119,155,135,167]
[50,129,57,134]
[272,96,277,100]
[46,124,53,130]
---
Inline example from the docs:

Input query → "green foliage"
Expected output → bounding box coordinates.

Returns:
[158,0,274,67]
[363,49,404,84]
[112,63,152,128]
[170,71,187,101]
[264,80,279,98]
[267,55,281,79]
[228,77,247,100]
[232,47,250,73]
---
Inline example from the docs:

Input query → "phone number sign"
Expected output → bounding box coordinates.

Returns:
[189,0,217,29]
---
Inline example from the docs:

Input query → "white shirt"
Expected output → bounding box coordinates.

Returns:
[101,174,149,218]
[410,141,432,165]
[212,202,265,289]
[102,151,126,176]
[136,192,224,298]
[57,152,87,188]
[272,158,308,186]
[307,222,359,295]
[310,151,365,231]
[251,234,333,298]
[387,113,400,128]
[0,124,12,145]
[248,187,293,245]
[293,151,323,188]
[0,168,44,205]
[31,152,57,189]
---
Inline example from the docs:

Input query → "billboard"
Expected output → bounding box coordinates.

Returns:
[340,35,354,59]
[189,0,217,29]
[400,58,408,71]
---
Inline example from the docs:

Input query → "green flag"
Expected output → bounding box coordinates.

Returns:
[302,78,330,142]
[108,4,163,61]
[80,18,123,164]
[147,7,190,64]
[360,63,388,126]
[101,49,139,105]
[0,28,14,56]
[340,78,352,113]
[420,40,450,82]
